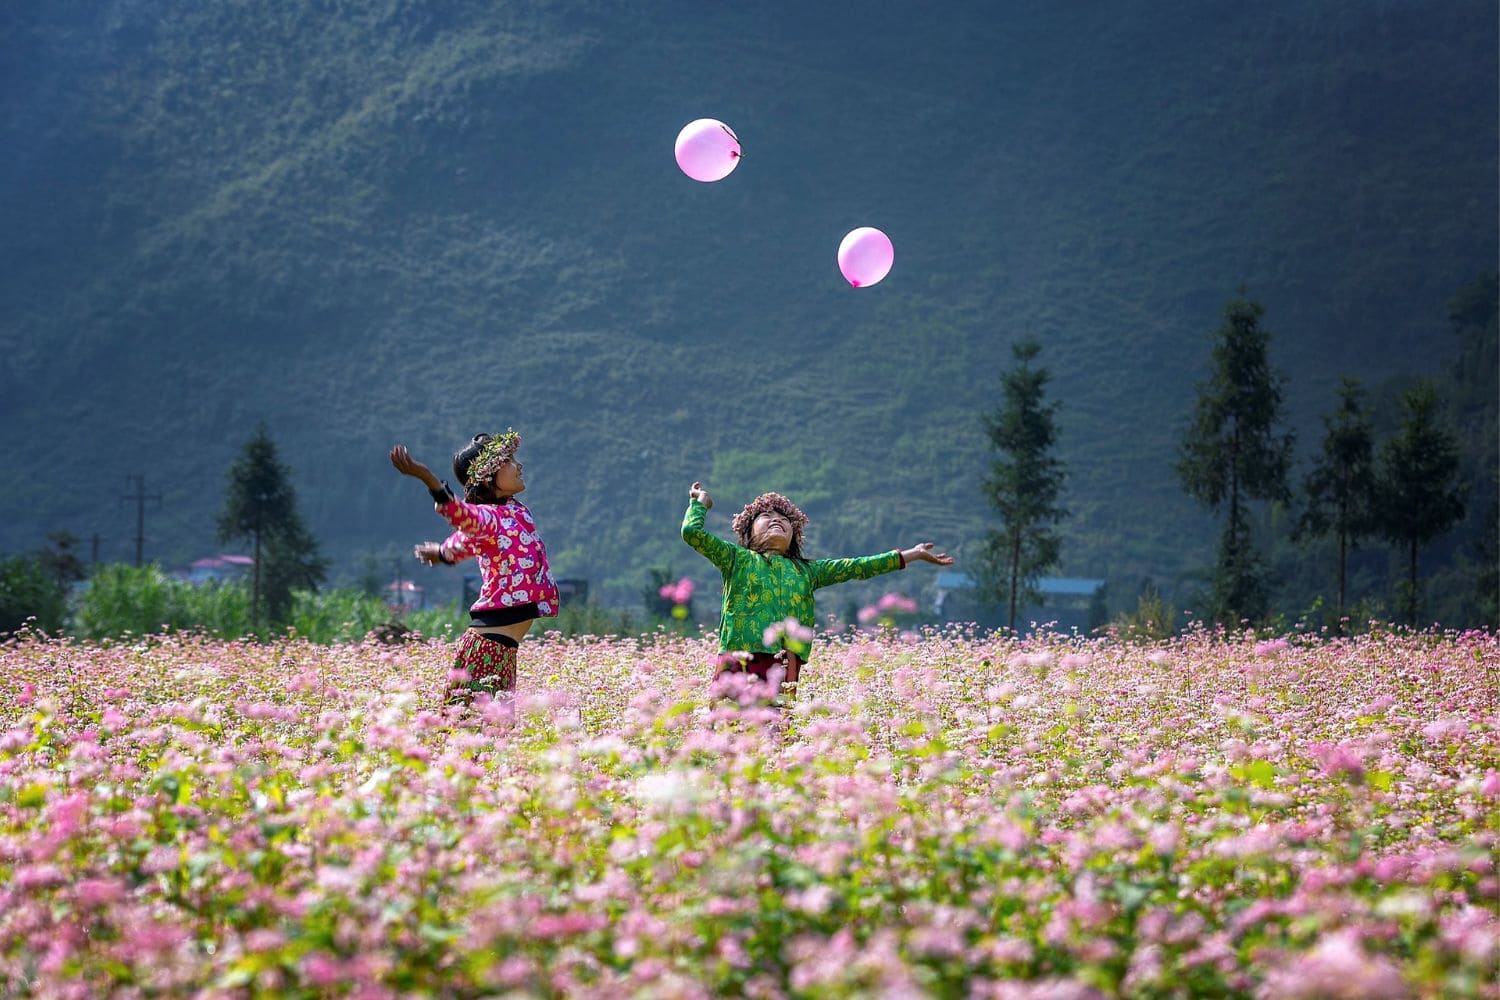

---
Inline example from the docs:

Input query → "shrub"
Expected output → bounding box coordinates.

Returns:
[0,555,69,637]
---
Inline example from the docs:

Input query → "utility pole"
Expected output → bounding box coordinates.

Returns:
[120,475,162,566]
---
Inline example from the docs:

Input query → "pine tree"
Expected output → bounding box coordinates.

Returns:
[978,339,1067,631]
[1375,380,1465,625]
[1175,293,1293,625]
[217,426,327,626]
[1296,377,1377,633]
[36,531,88,588]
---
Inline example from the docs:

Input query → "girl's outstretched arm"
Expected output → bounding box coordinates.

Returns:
[809,543,954,589]
[899,543,954,566]
[414,542,446,565]
[414,533,474,566]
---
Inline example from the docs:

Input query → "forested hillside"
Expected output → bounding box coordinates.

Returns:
[1,0,1495,615]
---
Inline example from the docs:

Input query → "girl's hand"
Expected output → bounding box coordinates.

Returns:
[689,481,714,509]
[390,445,442,491]
[413,542,444,566]
[901,543,954,566]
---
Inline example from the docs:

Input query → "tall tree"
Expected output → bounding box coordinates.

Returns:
[978,339,1067,631]
[1296,377,1377,633]
[217,426,327,625]
[1175,293,1293,625]
[1375,380,1465,625]
[35,531,88,588]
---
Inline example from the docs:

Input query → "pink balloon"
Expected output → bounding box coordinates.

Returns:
[675,118,742,182]
[837,227,894,287]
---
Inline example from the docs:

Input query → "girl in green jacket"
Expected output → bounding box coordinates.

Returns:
[681,481,953,702]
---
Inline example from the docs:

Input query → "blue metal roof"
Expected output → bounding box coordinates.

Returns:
[935,571,1103,596]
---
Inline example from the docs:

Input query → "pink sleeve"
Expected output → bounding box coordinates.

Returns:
[437,498,502,538]
[438,531,473,564]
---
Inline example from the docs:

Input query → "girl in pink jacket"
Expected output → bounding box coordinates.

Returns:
[390,430,558,701]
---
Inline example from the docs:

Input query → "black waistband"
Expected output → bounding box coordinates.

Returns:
[470,603,539,627]
[466,629,520,647]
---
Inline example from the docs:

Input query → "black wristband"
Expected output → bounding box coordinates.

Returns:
[429,481,455,504]
[897,551,907,569]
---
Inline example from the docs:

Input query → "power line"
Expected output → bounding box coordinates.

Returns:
[120,475,162,567]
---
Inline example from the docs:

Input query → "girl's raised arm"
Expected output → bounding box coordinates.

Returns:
[390,445,443,492]
[682,481,738,573]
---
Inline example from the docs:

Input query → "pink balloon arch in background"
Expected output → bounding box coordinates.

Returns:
[837,227,894,287]
[675,119,742,182]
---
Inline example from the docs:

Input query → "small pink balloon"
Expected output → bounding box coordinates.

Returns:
[837,227,894,287]
[675,118,742,182]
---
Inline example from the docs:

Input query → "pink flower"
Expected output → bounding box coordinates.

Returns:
[73,878,124,908]
[14,864,66,890]
[1422,717,1468,744]
[301,952,345,987]
[1259,929,1407,999]
[877,592,918,614]
[1439,906,1500,964]
[763,617,815,647]
[1308,741,1367,784]
[244,929,286,952]
[791,884,835,915]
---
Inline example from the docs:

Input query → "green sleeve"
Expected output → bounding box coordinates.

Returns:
[808,550,903,590]
[681,499,739,575]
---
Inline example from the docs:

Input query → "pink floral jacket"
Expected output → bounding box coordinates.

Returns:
[436,498,559,619]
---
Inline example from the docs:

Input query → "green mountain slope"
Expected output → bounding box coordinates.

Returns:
[1,0,1495,611]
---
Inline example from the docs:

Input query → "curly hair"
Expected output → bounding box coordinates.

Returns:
[732,492,810,558]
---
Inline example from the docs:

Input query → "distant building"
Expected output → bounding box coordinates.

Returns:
[182,554,255,585]
[384,579,425,610]
[462,575,480,610]
[934,570,1106,634]
[556,578,589,606]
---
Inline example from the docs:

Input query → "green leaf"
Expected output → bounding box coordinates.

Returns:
[16,782,49,808]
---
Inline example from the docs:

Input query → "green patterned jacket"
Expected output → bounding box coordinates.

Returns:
[681,499,903,659]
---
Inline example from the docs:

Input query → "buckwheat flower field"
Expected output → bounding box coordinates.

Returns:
[1,628,1496,998]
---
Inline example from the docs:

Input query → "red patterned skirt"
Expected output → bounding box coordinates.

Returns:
[450,629,518,702]
[714,651,802,703]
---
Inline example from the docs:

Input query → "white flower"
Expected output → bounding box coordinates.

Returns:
[634,769,699,807]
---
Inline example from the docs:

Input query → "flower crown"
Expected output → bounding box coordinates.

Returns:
[465,430,520,489]
[731,492,809,546]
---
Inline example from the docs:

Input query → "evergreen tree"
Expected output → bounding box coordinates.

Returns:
[1296,377,1377,633]
[978,340,1067,631]
[36,531,88,586]
[1375,380,1465,625]
[217,426,327,626]
[1175,293,1293,625]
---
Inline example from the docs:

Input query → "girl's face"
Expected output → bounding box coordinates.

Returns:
[492,455,525,497]
[750,511,792,554]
